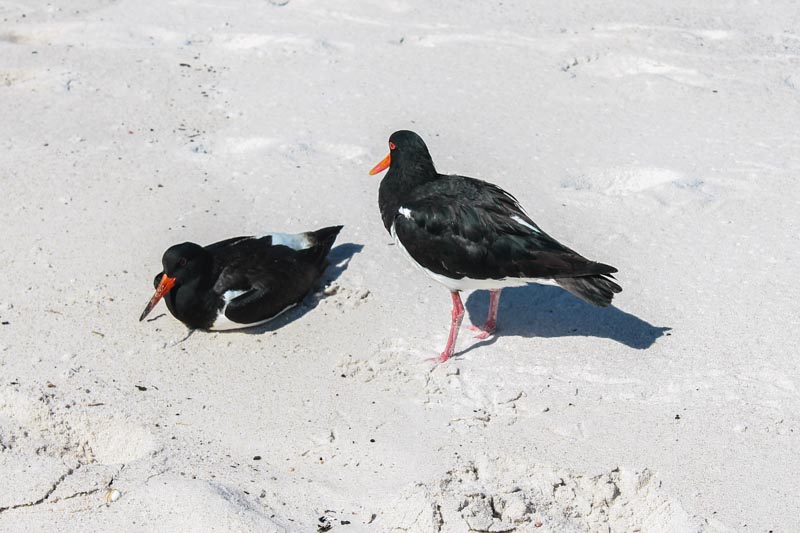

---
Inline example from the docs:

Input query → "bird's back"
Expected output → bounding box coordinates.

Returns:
[210,227,342,296]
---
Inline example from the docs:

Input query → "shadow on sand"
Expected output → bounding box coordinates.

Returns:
[463,284,670,351]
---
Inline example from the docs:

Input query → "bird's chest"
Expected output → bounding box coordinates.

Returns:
[389,221,459,289]
[380,174,416,233]
[168,280,220,329]
[378,195,400,233]
[390,221,425,273]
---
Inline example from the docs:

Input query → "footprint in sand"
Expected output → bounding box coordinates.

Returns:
[382,459,728,531]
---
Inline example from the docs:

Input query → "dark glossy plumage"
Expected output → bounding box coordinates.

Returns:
[378,130,620,303]
[141,226,342,330]
[372,130,620,361]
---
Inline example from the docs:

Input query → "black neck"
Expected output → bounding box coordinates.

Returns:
[378,154,437,232]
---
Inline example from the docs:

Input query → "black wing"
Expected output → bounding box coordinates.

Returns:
[204,235,254,254]
[393,176,617,281]
[210,238,327,324]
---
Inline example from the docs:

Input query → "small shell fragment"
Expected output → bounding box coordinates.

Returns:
[323,284,339,296]
[105,488,121,503]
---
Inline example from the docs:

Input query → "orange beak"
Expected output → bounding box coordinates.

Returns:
[139,274,176,322]
[369,152,391,175]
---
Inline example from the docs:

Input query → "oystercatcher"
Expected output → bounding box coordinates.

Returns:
[370,130,621,362]
[139,225,343,330]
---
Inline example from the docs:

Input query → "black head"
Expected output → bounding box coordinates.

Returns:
[162,242,209,281]
[388,130,429,154]
[369,130,436,177]
[139,241,210,322]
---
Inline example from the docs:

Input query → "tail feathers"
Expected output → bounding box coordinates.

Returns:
[303,225,343,266]
[557,274,622,307]
[310,225,343,251]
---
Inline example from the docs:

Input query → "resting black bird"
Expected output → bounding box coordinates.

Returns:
[140,226,343,330]
[370,130,621,362]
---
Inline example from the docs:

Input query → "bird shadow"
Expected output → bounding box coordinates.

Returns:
[324,243,365,281]
[241,242,365,335]
[463,284,670,352]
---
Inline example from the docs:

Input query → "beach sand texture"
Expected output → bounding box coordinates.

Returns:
[1,0,799,531]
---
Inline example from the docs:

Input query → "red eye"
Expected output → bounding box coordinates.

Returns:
[389,141,396,150]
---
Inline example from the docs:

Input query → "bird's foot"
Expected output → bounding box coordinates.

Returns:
[468,322,496,340]
[425,352,453,364]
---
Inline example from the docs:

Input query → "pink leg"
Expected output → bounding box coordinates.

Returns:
[469,289,501,339]
[429,291,465,363]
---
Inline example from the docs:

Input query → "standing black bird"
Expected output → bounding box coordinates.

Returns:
[370,130,621,362]
[140,226,343,330]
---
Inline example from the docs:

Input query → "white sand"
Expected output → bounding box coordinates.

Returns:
[1,0,798,531]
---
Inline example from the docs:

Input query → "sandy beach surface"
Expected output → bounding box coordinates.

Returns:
[2,0,799,531]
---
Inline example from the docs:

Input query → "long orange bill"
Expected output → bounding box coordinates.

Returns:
[139,274,176,321]
[369,152,391,175]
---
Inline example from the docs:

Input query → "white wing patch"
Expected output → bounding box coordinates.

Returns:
[398,207,412,219]
[511,215,541,234]
[222,289,247,303]
[260,231,313,250]
[210,288,298,331]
